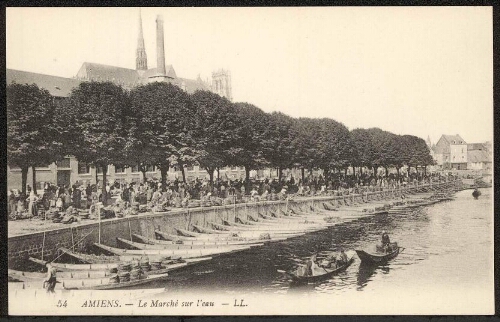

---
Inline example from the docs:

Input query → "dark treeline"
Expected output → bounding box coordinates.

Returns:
[7,81,434,200]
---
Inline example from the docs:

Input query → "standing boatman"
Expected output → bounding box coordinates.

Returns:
[43,263,57,293]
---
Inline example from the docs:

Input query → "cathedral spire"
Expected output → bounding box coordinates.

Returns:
[136,8,148,71]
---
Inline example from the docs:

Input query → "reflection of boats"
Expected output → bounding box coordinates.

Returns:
[281,255,354,283]
[355,243,403,264]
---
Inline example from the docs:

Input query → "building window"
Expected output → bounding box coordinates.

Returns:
[78,162,91,174]
[131,165,140,173]
[115,165,126,174]
[56,158,71,169]
[186,165,194,172]
[231,166,238,171]
[146,165,155,172]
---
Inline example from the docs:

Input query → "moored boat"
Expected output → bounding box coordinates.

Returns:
[117,237,264,250]
[282,255,355,283]
[94,242,256,258]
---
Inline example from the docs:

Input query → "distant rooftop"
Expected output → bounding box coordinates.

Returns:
[6,69,82,97]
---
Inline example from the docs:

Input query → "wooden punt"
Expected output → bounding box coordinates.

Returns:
[29,256,211,271]
[64,272,170,290]
[94,242,255,257]
[234,218,326,230]
[58,247,121,263]
[155,230,249,242]
[191,224,227,234]
[10,271,171,290]
[133,233,263,246]
[9,268,111,280]
[282,256,354,283]
[176,226,312,236]
[355,243,403,264]
[117,237,263,250]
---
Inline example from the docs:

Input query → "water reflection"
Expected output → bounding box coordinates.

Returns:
[357,263,390,291]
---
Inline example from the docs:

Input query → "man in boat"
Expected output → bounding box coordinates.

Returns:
[382,231,390,246]
[320,252,337,268]
[381,231,393,252]
[43,263,57,293]
[336,249,348,267]
[304,254,319,276]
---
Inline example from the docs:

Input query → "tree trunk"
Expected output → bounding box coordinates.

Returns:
[21,165,28,197]
[32,166,37,195]
[102,165,108,206]
[352,166,355,176]
[344,168,347,176]
[424,165,427,176]
[180,165,186,183]
[384,166,389,177]
[95,165,99,186]
[396,167,400,180]
[139,164,147,183]
[159,162,169,191]
[245,166,251,192]
[217,167,220,181]
[360,167,363,176]
[278,167,282,183]
[205,167,215,186]
[301,168,305,182]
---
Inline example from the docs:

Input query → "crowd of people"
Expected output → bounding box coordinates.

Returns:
[7,170,458,221]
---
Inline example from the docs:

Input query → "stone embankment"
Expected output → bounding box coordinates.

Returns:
[8,180,462,270]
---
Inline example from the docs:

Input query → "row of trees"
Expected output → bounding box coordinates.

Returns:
[7,81,434,200]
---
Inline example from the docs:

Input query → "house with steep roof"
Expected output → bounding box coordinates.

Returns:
[432,134,467,170]
[467,143,492,170]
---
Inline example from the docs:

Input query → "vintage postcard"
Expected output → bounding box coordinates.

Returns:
[6,6,494,315]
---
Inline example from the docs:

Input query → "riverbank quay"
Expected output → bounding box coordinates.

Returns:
[8,179,462,270]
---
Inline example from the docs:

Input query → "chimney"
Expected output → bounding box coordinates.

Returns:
[156,14,166,75]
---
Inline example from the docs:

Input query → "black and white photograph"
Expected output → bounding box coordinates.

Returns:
[6,6,494,315]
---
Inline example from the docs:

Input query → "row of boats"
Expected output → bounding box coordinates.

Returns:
[9,185,458,291]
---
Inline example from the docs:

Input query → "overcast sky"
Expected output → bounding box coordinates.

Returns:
[6,7,493,144]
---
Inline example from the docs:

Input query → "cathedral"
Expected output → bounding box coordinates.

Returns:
[6,10,237,191]
[75,12,233,101]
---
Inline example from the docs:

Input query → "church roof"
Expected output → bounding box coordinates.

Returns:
[6,68,81,97]
[174,77,210,94]
[76,62,141,88]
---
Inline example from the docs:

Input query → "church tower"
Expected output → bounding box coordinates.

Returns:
[136,9,148,71]
[212,69,233,101]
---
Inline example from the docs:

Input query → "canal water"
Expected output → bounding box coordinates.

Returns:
[148,188,493,299]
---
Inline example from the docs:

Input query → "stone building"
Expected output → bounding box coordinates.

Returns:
[432,134,467,170]
[467,143,492,170]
